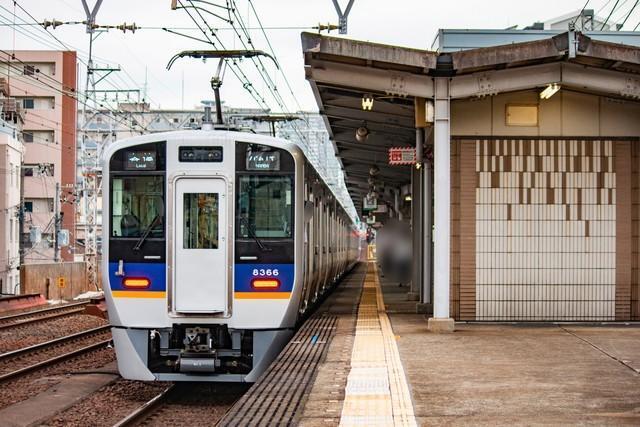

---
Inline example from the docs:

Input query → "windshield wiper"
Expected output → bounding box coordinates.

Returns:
[133,215,161,251]
[239,216,271,252]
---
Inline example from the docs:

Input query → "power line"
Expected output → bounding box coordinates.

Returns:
[572,0,591,27]
[601,0,622,29]
[174,0,270,110]
[0,21,315,31]
[618,0,639,28]
[1,53,148,134]
[12,0,72,51]
[0,5,158,112]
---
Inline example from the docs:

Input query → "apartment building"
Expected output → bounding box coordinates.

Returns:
[0,110,24,294]
[0,50,77,263]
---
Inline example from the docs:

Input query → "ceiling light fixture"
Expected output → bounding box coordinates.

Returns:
[540,83,560,99]
[362,94,374,111]
[355,126,369,142]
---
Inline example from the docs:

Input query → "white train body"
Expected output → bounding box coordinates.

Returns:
[102,130,360,381]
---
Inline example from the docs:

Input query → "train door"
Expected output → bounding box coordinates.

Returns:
[173,177,228,313]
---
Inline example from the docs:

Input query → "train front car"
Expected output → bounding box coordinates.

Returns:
[102,131,303,382]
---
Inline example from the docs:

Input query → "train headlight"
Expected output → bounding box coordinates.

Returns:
[123,277,151,289]
[251,278,280,289]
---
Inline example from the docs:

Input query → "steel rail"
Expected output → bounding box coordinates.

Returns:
[0,325,111,361]
[111,385,176,427]
[0,339,112,383]
[0,301,89,330]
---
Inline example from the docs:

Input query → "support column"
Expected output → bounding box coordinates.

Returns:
[428,77,454,333]
[422,158,433,307]
[409,153,422,302]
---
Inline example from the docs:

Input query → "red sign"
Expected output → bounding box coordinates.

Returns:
[388,147,416,165]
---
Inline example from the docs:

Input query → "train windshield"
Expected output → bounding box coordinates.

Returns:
[237,175,293,238]
[111,175,164,238]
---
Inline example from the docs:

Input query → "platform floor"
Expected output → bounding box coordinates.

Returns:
[297,262,640,426]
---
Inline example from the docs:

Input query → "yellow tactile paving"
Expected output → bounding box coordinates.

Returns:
[339,262,418,427]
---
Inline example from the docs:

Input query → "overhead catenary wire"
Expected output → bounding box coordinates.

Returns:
[0,56,148,135]
[0,5,161,113]
[601,0,622,29]
[174,0,271,110]
[224,0,310,146]
[617,0,639,28]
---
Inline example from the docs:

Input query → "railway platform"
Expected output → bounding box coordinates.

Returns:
[221,261,640,426]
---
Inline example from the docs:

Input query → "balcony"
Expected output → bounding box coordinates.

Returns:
[0,77,8,97]
[0,98,24,127]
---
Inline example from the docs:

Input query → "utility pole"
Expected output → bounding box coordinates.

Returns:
[54,182,61,263]
[18,165,25,267]
[80,0,103,290]
[331,0,356,34]
[77,0,146,290]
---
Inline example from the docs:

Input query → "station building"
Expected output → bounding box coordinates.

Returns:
[302,25,640,326]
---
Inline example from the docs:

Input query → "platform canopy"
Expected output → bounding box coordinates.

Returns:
[302,31,640,216]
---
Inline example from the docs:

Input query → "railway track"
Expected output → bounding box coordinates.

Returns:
[0,325,112,383]
[0,301,89,330]
[112,385,176,427]
[112,383,247,427]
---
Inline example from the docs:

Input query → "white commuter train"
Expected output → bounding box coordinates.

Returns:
[102,130,361,382]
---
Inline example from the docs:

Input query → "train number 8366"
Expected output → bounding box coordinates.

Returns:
[252,268,280,277]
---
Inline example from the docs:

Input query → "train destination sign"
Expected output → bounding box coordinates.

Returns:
[125,150,157,170]
[246,151,281,171]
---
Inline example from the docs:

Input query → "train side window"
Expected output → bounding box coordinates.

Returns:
[111,175,164,238]
[183,193,219,249]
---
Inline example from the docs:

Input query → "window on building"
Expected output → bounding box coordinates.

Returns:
[96,116,103,123]
[173,118,179,123]
[23,164,54,177]
[41,164,54,177]
[24,201,33,212]
[23,132,33,143]
[23,64,35,76]
[22,98,34,109]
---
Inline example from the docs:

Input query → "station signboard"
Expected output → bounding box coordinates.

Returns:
[388,147,416,165]
[363,196,377,211]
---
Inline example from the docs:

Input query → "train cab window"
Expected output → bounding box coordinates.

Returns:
[111,175,164,238]
[237,176,293,238]
[183,193,219,249]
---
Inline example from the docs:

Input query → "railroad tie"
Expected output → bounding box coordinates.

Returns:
[218,314,338,427]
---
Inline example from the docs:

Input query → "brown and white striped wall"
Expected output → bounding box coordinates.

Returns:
[448,91,640,321]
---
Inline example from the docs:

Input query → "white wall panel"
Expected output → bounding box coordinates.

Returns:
[475,139,616,321]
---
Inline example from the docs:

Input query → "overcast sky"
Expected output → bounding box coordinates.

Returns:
[1,0,636,112]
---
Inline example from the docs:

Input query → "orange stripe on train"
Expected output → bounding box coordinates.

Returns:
[112,291,167,299]
[234,292,291,300]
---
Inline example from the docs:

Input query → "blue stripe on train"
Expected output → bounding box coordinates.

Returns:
[108,262,167,292]
[234,264,295,292]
